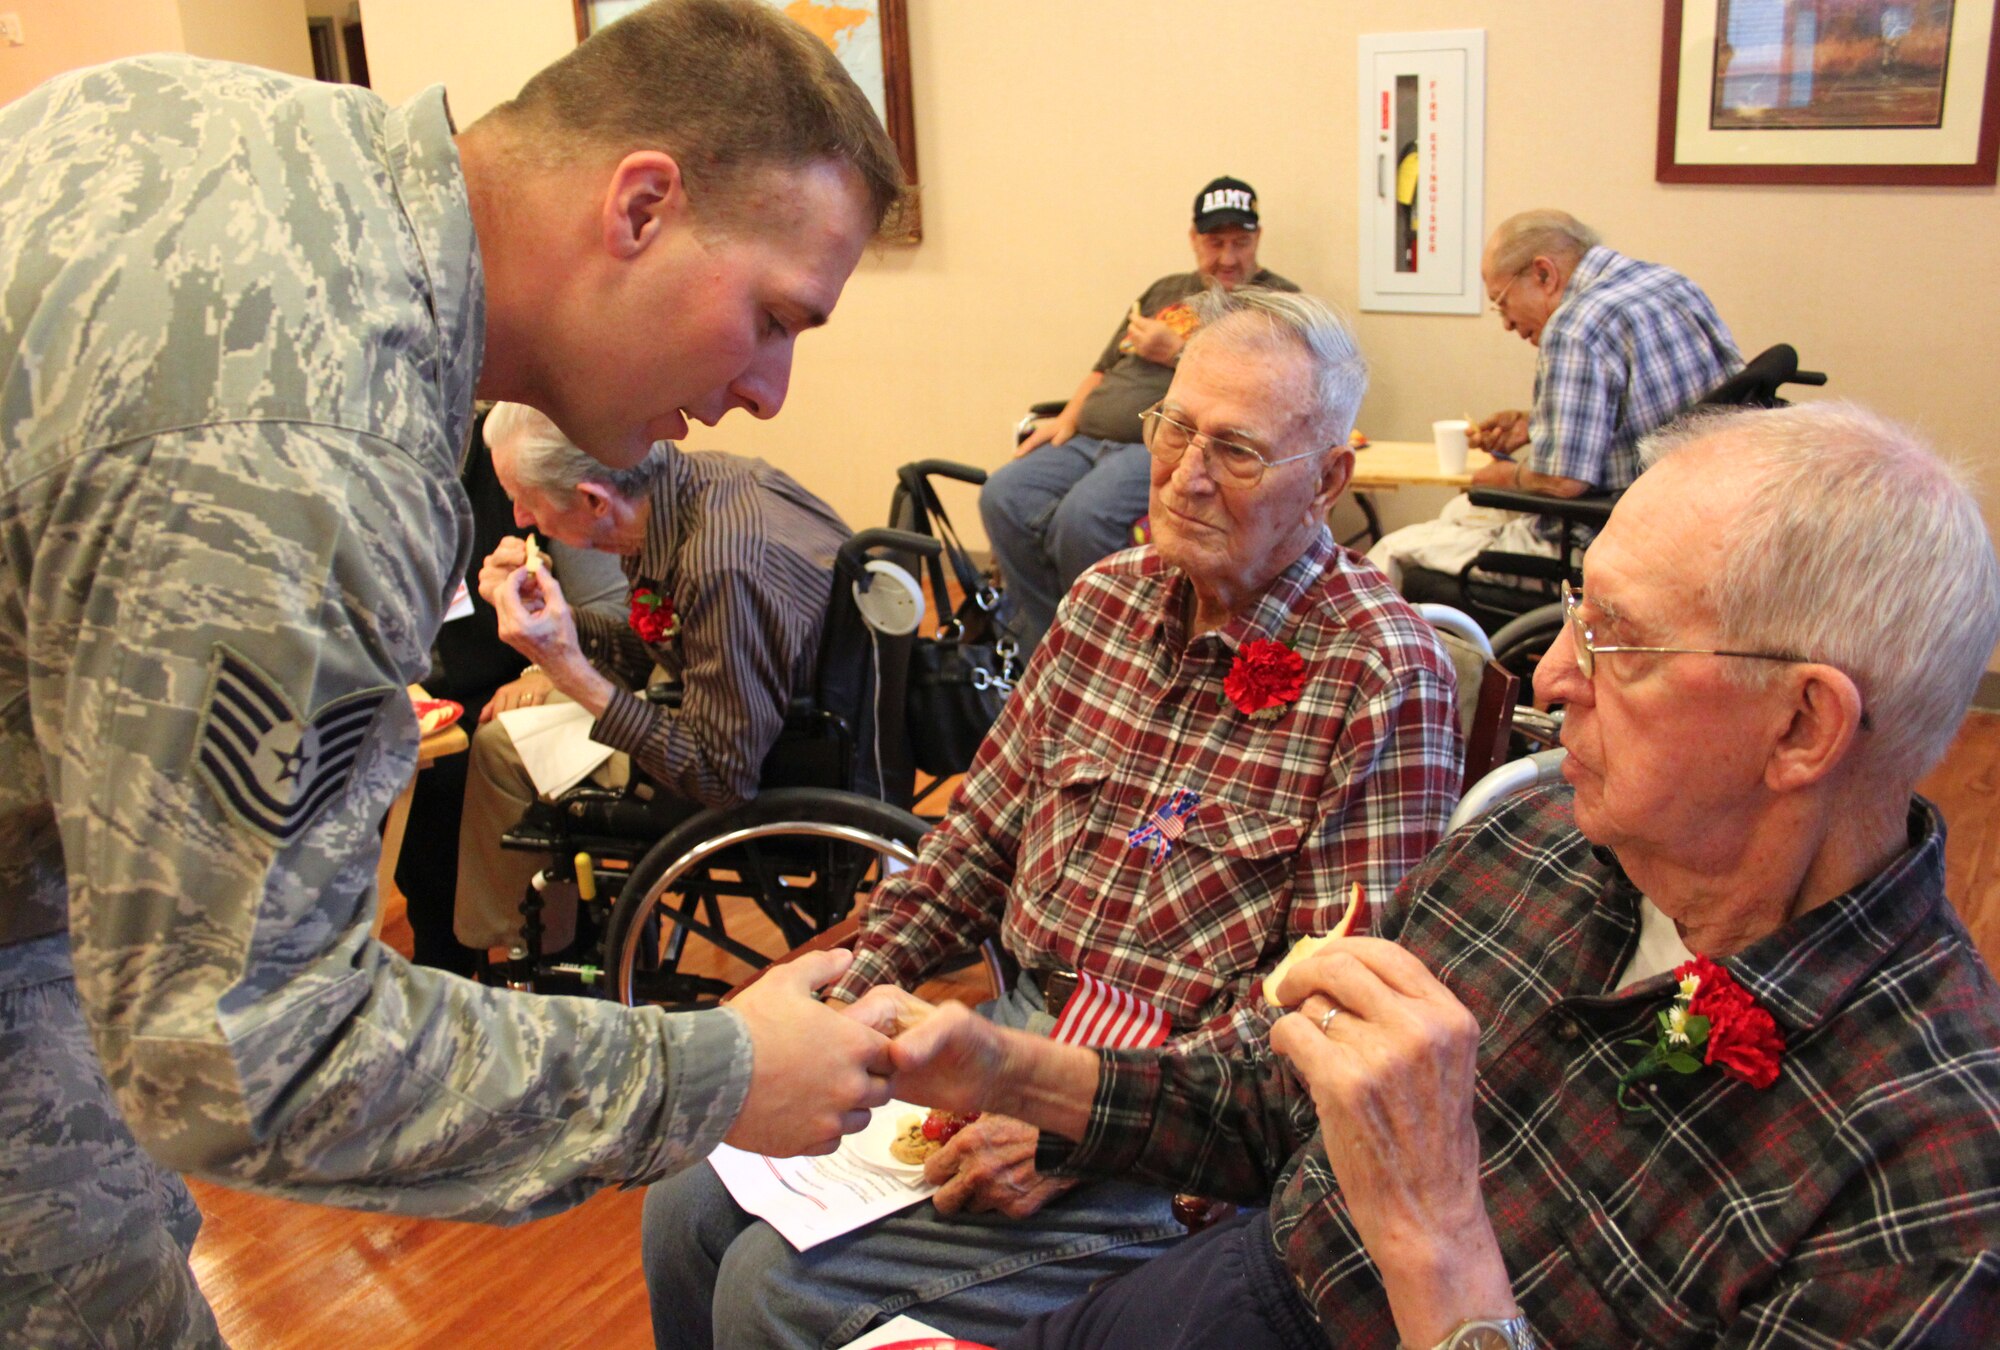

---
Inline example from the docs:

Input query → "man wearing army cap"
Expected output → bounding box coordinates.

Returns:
[0,1,902,1341]
[979,175,1299,654]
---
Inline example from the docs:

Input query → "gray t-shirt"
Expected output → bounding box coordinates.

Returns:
[1076,267,1298,443]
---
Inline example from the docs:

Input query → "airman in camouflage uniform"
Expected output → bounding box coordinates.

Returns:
[0,1,905,1341]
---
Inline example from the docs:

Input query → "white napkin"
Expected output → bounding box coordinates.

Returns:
[496,701,616,797]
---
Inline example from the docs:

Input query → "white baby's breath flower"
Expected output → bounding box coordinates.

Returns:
[1666,1005,1692,1046]
[1678,972,1701,1001]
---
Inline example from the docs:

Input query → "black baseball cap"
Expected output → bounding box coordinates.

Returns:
[1193,176,1259,232]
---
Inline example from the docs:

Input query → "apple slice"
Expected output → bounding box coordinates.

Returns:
[1263,881,1365,1007]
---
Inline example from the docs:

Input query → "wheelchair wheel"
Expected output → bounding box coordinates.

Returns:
[601,788,929,1008]
[1490,601,1564,688]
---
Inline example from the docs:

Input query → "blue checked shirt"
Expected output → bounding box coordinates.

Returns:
[1528,246,1741,494]
[1045,788,2000,1345]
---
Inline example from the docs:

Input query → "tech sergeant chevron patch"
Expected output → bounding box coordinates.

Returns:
[193,644,392,845]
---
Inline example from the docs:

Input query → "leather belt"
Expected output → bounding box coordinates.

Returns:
[1029,967,1079,1011]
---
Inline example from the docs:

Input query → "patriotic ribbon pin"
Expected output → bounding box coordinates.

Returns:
[1127,788,1200,864]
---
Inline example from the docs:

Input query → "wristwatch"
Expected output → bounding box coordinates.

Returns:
[1407,1313,1538,1350]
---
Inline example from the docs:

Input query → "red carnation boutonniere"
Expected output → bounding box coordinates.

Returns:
[1223,638,1306,720]
[1616,955,1785,1114]
[629,586,679,644]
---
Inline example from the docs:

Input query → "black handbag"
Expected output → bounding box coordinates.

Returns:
[893,462,1020,777]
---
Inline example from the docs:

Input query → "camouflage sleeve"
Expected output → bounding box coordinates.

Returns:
[49,424,750,1219]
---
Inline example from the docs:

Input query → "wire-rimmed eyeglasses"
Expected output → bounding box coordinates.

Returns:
[1139,405,1323,489]
[1487,269,1526,317]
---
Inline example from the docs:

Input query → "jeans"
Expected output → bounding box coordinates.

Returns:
[979,437,1150,654]
[641,985,1185,1349]
[999,1209,1319,1350]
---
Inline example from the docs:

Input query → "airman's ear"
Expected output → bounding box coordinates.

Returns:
[599,151,688,259]
[1766,663,1868,794]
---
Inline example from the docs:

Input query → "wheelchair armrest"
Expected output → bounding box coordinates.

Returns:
[1465,487,1617,530]
[1468,551,1569,584]
[643,683,683,707]
[1026,401,1067,418]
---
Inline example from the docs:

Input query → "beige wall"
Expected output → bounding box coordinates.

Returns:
[0,0,311,105]
[178,0,312,77]
[360,0,574,121]
[10,1,1999,667]
[0,0,184,104]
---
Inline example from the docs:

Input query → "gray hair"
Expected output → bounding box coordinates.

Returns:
[1644,402,2000,784]
[1181,285,1369,451]
[1487,209,1602,277]
[483,401,669,500]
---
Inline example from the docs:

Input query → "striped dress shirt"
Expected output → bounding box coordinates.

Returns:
[1048,789,2000,1345]
[828,530,1464,1054]
[573,445,849,809]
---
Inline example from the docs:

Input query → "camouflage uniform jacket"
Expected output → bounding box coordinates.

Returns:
[0,57,750,1261]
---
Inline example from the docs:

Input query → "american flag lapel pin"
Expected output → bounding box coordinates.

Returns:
[1127,787,1200,864]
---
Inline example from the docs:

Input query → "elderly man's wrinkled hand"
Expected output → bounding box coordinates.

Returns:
[1471,410,1529,455]
[478,536,535,608]
[840,983,938,1038]
[478,669,555,724]
[924,1112,1079,1219]
[493,567,580,672]
[1124,315,1182,366]
[884,1000,1008,1117]
[725,950,894,1157]
[1270,939,1514,1329]
[1016,413,1077,457]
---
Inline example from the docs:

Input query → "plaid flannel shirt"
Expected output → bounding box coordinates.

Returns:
[1528,245,1740,495]
[828,530,1462,1054]
[1049,787,2000,1346]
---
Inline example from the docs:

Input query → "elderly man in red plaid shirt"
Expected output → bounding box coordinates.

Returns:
[887,400,2000,1350]
[643,287,1465,1347]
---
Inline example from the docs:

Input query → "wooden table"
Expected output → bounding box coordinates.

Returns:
[1349,440,1493,490]
[374,688,469,936]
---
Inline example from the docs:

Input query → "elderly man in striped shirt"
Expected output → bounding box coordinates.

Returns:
[890,401,2000,1350]
[644,287,1466,1347]
[453,402,851,960]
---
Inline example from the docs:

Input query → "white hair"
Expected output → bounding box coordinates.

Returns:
[482,401,669,499]
[1181,285,1369,450]
[1645,402,2000,784]
[1487,209,1601,276]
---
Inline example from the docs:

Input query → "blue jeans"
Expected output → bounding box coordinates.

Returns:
[979,437,1150,653]
[641,985,1185,1349]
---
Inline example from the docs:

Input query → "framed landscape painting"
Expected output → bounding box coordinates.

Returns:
[575,0,922,237]
[1657,0,2000,184]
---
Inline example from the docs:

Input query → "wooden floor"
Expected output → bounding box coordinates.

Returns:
[187,713,2000,1348]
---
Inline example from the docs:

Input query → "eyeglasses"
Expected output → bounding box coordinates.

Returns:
[1561,580,1816,681]
[1487,269,1526,317]
[1139,406,1323,488]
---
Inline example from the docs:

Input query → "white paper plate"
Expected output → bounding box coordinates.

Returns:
[842,1100,933,1180]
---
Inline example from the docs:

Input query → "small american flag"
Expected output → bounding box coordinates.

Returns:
[1050,971,1170,1049]
[1126,788,1200,864]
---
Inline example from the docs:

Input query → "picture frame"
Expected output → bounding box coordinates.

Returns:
[574,0,921,239]
[1657,0,2000,185]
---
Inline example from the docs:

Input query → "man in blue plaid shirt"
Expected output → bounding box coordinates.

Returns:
[892,401,2000,1349]
[1370,210,1740,593]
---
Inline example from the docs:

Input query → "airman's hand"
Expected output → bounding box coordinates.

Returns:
[725,950,895,1156]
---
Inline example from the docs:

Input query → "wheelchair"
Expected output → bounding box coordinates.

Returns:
[483,521,947,1006]
[1413,343,1829,691]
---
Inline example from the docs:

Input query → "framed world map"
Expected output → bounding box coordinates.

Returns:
[574,0,922,239]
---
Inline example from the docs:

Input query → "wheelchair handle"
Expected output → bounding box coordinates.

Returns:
[899,458,988,488]
[842,527,941,564]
